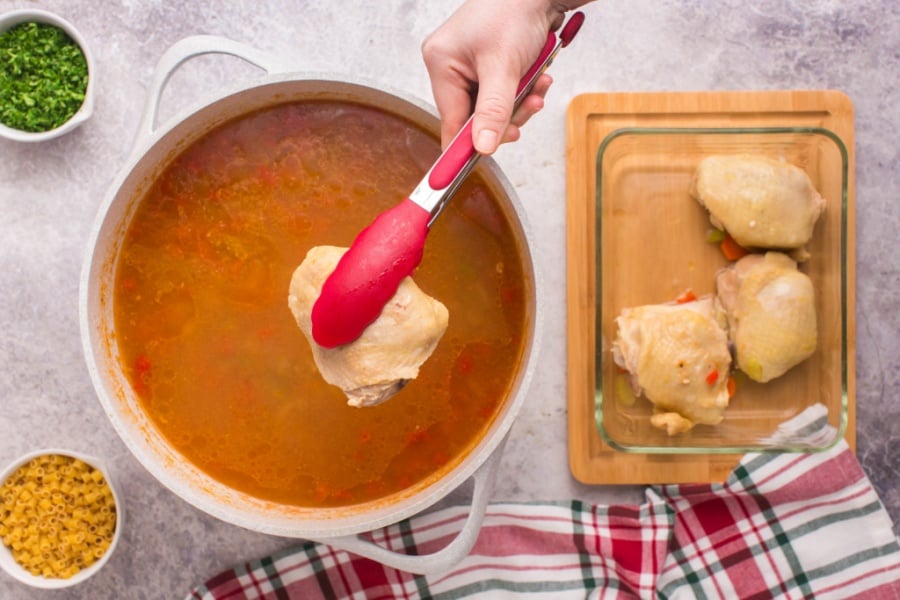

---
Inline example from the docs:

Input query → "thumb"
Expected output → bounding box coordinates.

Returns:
[471,60,520,155]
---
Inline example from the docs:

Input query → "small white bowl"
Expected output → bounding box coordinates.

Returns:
[0,448,123,589]
[0,9,95,142]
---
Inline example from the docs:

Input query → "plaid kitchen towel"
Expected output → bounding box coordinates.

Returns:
[187,406,900,599]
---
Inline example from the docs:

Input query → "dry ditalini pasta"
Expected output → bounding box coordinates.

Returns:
[0,454,117,578]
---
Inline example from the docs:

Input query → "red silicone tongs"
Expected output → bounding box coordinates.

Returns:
[311,12,585,348]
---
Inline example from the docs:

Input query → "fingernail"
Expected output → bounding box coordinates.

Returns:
[475,129,498,154]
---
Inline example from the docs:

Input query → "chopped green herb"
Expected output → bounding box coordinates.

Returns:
[0,21,88,132]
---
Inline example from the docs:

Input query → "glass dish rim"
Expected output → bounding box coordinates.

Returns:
[593,125,850,454]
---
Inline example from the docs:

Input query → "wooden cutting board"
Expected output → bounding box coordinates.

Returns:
[566,90,856,485]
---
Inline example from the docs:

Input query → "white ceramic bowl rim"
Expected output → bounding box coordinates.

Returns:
[0,9,95,142]
[0,448,123,589]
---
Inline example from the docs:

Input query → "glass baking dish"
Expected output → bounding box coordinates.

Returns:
[594,127,849,453]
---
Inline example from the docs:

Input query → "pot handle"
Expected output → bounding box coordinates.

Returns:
[316,433,507,575]
[135,35,294,142]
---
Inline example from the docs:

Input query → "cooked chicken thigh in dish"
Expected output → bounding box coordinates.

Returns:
[288,245,449,407]
[690,154,825,254]
[612,296,732,435]
[716,251,817,383]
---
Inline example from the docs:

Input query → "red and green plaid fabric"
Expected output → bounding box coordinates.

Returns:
[187,408,900,599]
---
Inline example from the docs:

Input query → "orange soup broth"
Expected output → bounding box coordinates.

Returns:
[113,101,528,507]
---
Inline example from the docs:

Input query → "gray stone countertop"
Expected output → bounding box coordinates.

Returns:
[0,1,896,597]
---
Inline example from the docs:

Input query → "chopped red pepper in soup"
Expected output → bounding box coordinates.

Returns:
[113,101,528,507]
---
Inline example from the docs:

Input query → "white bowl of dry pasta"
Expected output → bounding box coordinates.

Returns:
[0,449,122,588]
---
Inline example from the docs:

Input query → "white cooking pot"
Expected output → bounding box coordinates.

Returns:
[79,36,543,575]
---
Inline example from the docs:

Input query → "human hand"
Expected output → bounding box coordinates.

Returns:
[422,0,588,154]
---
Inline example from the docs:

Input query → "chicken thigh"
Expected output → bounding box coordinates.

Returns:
[288,245,449,407]
[690,154,825,254]
[715,251,817,383]
[612,296,732,435]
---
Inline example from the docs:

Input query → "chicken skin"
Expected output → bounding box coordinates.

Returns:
[288,245,449,407]
[715,252,817,383]
[612,296,732,435]
[690,154,826,255]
